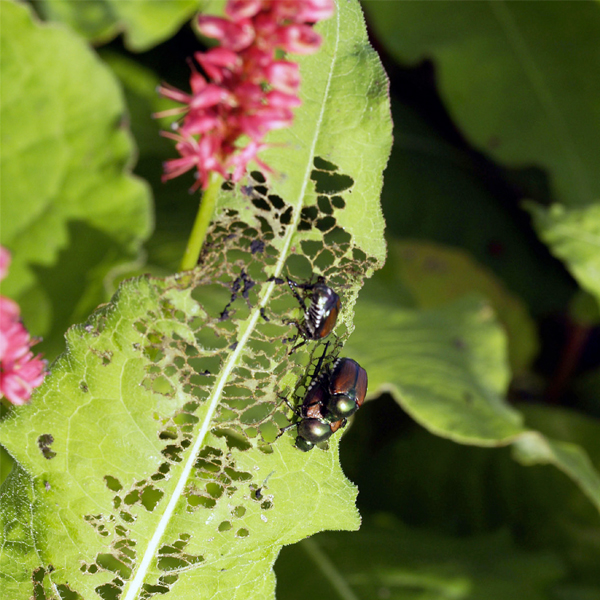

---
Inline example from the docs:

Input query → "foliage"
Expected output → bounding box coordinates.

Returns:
[1,0,600,599]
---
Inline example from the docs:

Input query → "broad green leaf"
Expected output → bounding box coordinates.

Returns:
[0,1,153,361]
[345,264,600,512]
[0,1,392,598]
[365,0,600,208]
[275,518,565,599]
[381,101,576,317]
[36,0,203,51]
[382,239,538,374]
[527,202,600,308]
[365,1,600,310]
[349,293,524,445]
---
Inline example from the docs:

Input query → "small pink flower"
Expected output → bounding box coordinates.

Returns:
[0,246,46,405]
[157,0,335,190]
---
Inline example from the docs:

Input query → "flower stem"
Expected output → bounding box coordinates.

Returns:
[179,173,221,271]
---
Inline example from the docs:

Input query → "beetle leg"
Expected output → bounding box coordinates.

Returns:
[309,341,330,378]
[274,422,298,440]
[277,394,302,418]
[287,338,307,355]
[286,278,309,312]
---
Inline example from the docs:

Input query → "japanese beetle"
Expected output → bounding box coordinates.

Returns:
[325,358,368,420]
[287,276,341,341]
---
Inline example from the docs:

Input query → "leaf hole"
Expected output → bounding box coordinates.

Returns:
[313,156,338,171]
[104,475,122,492]
[219,521,232,532]
[251,197,271,211]
[331,195,346,209]
[141,486,164,511]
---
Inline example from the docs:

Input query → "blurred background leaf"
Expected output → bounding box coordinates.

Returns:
[364,0,600,208]
[276,518,566,600]
[34,0,204,50]
[0,1,153,362]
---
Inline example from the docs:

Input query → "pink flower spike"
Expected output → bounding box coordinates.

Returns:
[276,24,323,54]
[266,61,300,94]
[159,0,335,188]
[0,247,10,281]
[197,15,255,51]
[0,253,46,405]
[226,0,263,21]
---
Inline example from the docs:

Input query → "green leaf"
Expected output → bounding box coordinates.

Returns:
[527,202,600,308]
[365,1,600,308]
[36,0,203,51]
[345,258,600,512]
[0,1,392,597]
[365,1,600,208]
[349,293,523,445]
[382,239,538,374]
[0,1,153,361]
[275,518,565,600]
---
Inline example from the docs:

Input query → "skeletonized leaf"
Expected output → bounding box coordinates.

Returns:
[0,1,392,598]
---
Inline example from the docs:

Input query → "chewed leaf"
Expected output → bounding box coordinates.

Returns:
[0,1,392,598]
[0,173,369,599]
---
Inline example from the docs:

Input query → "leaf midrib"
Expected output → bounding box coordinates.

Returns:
[121,6,342,598]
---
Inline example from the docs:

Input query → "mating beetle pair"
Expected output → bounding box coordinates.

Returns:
[280,348,368,451]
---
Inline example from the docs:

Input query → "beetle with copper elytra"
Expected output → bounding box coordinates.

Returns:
[267,275,341,351]
[324,357,368,420]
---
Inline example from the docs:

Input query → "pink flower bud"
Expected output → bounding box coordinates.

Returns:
[197,15,256,51]
[266,61,300,94]
[265,90,302,109]
[276,24,323,54]
[226,0,263,20]
[195,48,241,83]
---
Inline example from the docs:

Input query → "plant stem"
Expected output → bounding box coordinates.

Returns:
[179,172,221,271]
